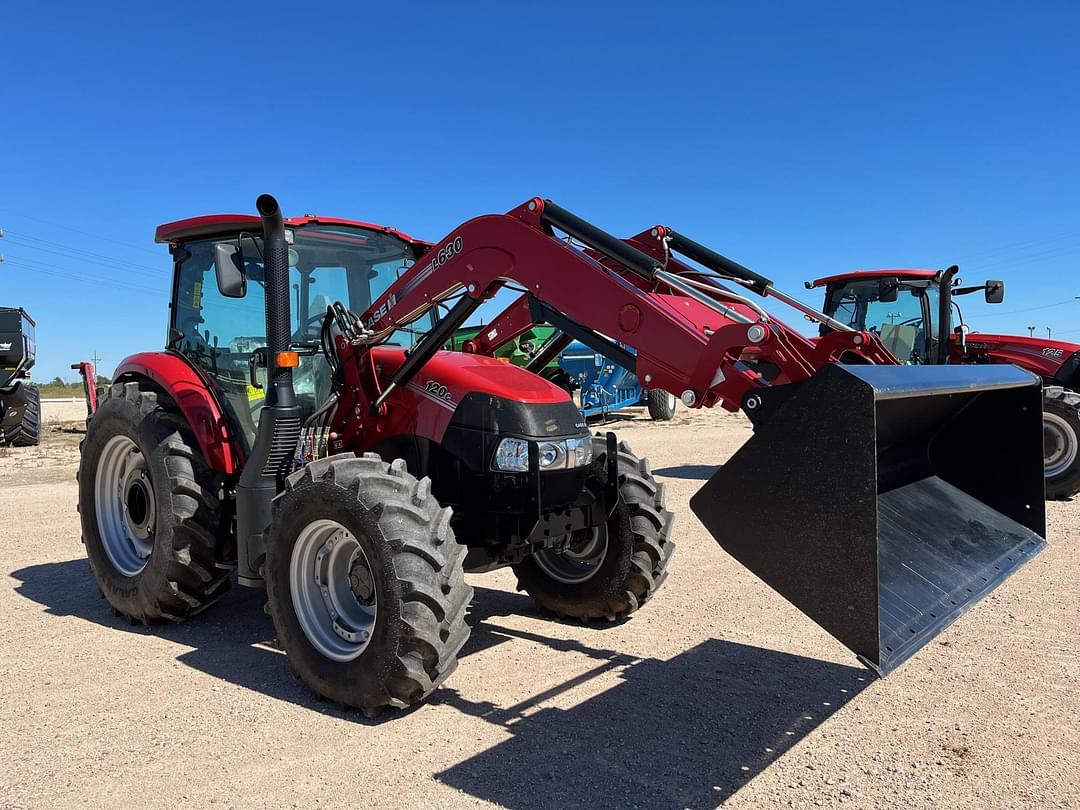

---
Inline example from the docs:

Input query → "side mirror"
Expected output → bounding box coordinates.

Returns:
[213,242,247,298]
[877,278,900,303]
[985,280,1005,304]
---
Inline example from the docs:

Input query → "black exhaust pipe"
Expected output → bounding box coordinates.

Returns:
[936,265,960,364]
[236,194,302,587]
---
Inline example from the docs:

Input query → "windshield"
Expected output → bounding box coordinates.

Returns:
[238,225,426,344]
[823,280,938,363]
[172,224,430,446]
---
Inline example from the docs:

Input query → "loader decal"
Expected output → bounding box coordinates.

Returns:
[365,293,398,329]
[367,237,465,329]
[405,380,456,410]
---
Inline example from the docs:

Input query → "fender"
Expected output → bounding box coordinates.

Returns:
[113,351,242,474]
[958,332,1080,380]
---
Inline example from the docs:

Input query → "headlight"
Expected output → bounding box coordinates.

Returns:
[565,436,594,468]
[493,437,529,472]
[537,441,567,469]
[492,436,593,472]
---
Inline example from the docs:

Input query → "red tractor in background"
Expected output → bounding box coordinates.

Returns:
[807,268,1080,499]
[77,195,1046,713]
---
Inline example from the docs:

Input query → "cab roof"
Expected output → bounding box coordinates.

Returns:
[808,268,940,289]
[154,214,427,247]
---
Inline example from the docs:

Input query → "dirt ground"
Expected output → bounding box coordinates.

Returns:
[0,407,1076,810]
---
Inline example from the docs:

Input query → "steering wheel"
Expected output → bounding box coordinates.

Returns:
[897,317,923,327]
[295,311,330,341]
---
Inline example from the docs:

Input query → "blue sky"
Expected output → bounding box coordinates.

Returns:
[3,1,1078,381]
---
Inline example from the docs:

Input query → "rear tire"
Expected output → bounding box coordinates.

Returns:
[78,382,230,622]
[2,383,41,446]
[646,389,678,421]
[1043,386,1080,500]
[265,454,472,713]
[513,437,675,621]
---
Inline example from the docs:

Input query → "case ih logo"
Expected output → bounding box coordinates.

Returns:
[0,342,11,351]
[1043,347,1064,359]
[364,293,397,330]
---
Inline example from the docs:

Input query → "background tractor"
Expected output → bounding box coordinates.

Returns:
[0,306,41,447]
[807,268,1080,499]
[77,195,1046,713]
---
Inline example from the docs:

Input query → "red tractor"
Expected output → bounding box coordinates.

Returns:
[78,196,1046,713]
[807,268,1080,500]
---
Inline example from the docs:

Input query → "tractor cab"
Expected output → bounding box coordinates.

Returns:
[157,215,432,446]
[810,268,1005,364]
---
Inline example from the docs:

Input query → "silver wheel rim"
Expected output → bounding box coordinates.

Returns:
[95,435,155,577]
[1044,412,1078,478]
[290,519,377,662]
[533,525,609,584]
[665,392,677,413]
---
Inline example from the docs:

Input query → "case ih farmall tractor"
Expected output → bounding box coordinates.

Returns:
[805,268,1080,500]
[0,307,41,447]
[78,195,1046,712]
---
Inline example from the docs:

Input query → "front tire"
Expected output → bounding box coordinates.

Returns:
[78,382,230,622]
[265,454,471,713]
[1043,386,1080,500]
[513,437,675,621]
[646,389,678,421]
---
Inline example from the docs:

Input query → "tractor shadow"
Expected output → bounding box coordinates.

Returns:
[11,564,870,806]
[434,587,871,808]
[653,463,722,480]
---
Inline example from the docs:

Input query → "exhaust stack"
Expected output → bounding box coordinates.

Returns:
[235,194,302,587]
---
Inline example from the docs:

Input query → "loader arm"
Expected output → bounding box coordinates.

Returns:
[356,198,889,416]
[441,214,901,409]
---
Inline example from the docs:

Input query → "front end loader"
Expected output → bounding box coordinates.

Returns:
[76,195,1045,712]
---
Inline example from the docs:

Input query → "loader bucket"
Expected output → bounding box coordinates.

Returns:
[690,363,1046,676]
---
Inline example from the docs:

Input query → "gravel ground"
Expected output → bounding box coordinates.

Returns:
[0,408,1076,809]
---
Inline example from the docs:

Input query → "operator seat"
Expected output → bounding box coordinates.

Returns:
[880,323,919,362]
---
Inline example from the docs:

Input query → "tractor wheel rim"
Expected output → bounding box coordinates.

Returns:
[290,519,377,662]
[95,435,154,577]
[533,525,609,585]
[1043,412,1078,478]
[666,392,677,412]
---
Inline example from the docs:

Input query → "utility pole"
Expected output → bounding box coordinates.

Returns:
[1028,326,1036,337]
[91,351,102,373]
[1047,327,1052,339]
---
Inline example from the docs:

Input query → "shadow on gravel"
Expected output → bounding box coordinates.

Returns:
[653,463,722,480]
[10,557,328,710]
[438,594,872,809]
[12,564,871,806]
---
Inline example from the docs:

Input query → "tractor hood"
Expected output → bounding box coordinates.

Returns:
[957,332,1080,384]
[372,346,574,407]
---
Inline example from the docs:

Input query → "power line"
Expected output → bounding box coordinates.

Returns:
[953,228,1080,264]
[970,298,1078,321]
[3,257,165,296]
[3,231,168,275]
[0,207,162,255]
[970,242,1080,273]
